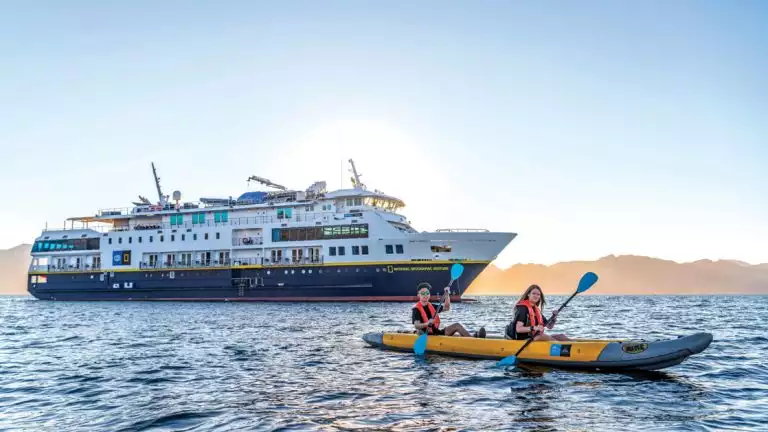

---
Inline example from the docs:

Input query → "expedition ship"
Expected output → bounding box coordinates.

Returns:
[27,160,515,301]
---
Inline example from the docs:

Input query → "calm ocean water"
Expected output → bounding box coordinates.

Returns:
[0,294,766,431]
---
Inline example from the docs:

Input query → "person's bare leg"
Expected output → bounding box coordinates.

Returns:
[444,323,471,337]
[534,333,552,341]
[551,334,570,341]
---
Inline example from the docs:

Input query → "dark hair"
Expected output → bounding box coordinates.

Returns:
[518,284,546,308]
[417,282,432,293]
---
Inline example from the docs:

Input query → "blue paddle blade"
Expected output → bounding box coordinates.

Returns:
[577,272,599,293]
[496,355,517,367]
[450,263,464,281]
[413,333,428,355]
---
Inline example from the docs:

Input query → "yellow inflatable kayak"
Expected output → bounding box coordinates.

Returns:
[362,332,713,371]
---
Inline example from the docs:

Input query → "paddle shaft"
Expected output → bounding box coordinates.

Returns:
[555,291,579,315]
[413,265,463,355]
[427,285,451,328]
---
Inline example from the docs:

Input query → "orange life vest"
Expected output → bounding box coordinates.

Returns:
[516,299,544,329]
[414,301,441,334]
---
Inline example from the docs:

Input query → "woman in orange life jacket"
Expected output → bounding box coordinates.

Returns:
[505,284,570,341]
[412,282,484,337]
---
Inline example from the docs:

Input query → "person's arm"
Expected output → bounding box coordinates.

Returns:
[412,309,429,331]
[514,306,531,334]
[546,310,558,329]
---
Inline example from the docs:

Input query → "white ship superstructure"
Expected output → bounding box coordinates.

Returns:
[28,160,515,301]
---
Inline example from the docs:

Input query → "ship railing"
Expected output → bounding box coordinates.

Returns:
[107,211,355,233]
[135,256,325,269]
[262,256,325,266]
[42,225,111,233]
[98,203,203,217]
[231,256,324,266]
[139,259,233,269]
[29,264,102,273]
[435,228,490,233]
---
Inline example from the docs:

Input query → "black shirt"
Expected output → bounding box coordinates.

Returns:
[506,304,549,340]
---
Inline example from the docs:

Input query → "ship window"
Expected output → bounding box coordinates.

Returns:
[193,233,197,241]
[216,232,220,240]
[354,198,362,206]
[181,234,185,241]
[118,237,122,244]
[396,245,404,254]
[431,245,452,253]
[192,213,206,225]
[108,238,112,245]
[205,233,209,240]
[338,246,345,256]
[128,237,132,244]
[385,245,393,254]
[352,246,360,255]
[329,247,337,256]
[272,224,368,242]
[160,235,164,242]
[170,235,175,242]
[362,245,369,255]
[138,237,142,243]
[149,235,153,243]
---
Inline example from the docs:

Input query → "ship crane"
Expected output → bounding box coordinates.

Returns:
[348,159,366,190]
[151,162,168,205]
[247,175,288,191]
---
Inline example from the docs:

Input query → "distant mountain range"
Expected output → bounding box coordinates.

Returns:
[1,244,33,295]
[465,255,768,295]
[1,244,766,296]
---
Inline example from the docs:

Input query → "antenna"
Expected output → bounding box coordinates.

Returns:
[348,159,366,190]
[151,162,164,205]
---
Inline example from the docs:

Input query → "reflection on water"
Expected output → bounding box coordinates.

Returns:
[0,295,766,431]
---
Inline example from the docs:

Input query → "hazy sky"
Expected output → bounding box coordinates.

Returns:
[1,1,766,268]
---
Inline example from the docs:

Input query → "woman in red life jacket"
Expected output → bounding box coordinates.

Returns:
[412,282,482,337]
[505,284,570,341]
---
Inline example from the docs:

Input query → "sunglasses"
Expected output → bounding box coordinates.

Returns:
[418,290,431,296]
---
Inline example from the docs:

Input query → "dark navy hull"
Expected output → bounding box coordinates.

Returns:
[28,262,487,301]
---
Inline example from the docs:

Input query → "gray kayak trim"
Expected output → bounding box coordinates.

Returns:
[361,332,713,371]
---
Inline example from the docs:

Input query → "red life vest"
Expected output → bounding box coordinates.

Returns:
[516,299,544,329]
[414,301,441,334]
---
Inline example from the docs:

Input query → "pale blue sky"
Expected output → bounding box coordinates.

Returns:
[1,1,766,267]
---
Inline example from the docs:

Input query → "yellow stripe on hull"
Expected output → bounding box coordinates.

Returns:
[382,333,610,362]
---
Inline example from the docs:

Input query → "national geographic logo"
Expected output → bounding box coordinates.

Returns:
[393,266,450,272]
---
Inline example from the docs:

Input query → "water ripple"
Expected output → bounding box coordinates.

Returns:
[0,295,766,431]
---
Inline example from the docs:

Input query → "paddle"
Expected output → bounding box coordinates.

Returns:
[413,263,465,355]
[496,271,598,367]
